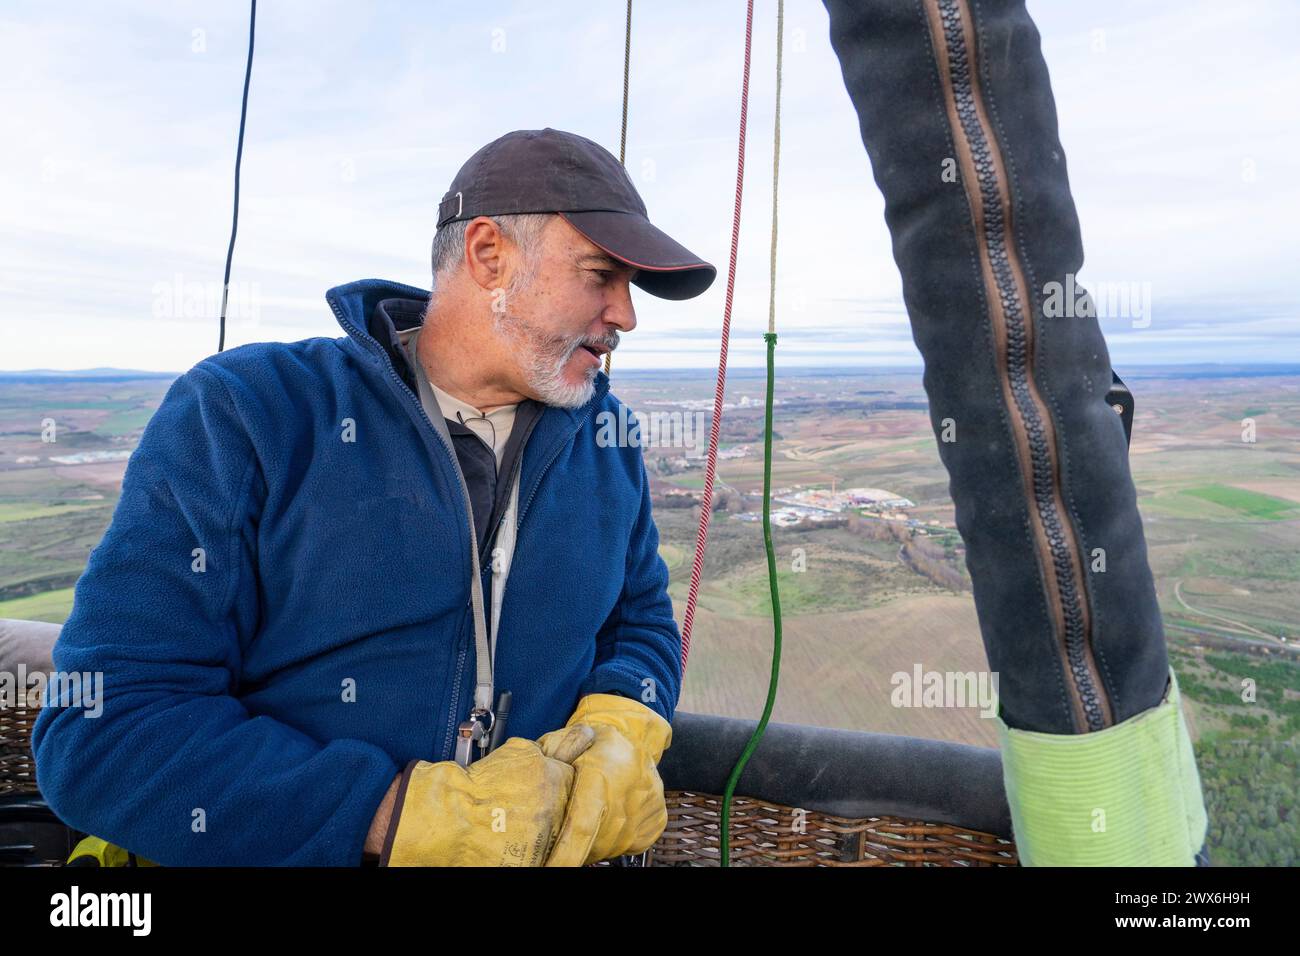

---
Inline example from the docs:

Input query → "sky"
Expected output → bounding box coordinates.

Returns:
[0,0,1297,372]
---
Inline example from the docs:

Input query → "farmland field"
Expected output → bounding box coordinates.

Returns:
[1182,484,1298,519]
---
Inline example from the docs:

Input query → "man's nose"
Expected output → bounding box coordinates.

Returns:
[604,280,637,334]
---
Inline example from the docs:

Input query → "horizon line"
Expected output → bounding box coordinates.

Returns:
[3,361,1300,378]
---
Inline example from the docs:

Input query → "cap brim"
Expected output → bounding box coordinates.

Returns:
[558,210,717,301]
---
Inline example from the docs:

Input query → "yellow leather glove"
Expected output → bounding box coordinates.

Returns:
[537,693,673,867]
[380,727,595,867]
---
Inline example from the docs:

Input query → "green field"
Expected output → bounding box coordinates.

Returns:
[0,587,76,623]
[0,502,103,523]
[1182,484,1298,519]
[97,408,156,436]
[657,543,684,571]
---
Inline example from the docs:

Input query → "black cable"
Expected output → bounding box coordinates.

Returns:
[456,409,498,457]
[218,0,257,353]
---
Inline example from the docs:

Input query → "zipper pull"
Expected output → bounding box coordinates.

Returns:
[453,707,493,767]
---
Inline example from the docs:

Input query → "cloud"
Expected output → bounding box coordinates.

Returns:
[1,0,1295,371]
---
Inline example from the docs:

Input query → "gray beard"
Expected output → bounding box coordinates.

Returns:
[492,308,599,409]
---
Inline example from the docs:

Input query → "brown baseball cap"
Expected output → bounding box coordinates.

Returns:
[435,128,717,301]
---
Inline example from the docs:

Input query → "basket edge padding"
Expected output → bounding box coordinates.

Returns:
[660,710,1013,839]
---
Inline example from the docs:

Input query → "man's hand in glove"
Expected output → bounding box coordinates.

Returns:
[536,692,673,867]
[379,725,596,867]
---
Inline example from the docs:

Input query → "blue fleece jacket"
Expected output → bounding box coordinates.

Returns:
[31,278,682,866]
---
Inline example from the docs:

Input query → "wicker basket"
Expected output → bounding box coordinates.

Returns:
[0,700,42,797]
[645,790,1017,866]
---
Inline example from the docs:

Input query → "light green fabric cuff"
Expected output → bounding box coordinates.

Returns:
[996,667,1208,866]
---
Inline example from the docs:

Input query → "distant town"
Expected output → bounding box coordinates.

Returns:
[735,484,921,528]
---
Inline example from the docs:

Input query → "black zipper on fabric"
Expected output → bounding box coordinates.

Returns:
[926,0,1112,732]
[442,618,470,762]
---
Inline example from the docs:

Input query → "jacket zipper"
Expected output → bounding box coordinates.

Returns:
[924,0,1112,732]
[327,297,485,758]
[443,617,470,761]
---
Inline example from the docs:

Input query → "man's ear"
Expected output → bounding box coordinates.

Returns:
[462,217,506,292]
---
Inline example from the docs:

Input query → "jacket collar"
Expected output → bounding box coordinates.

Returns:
[324,278,611,423]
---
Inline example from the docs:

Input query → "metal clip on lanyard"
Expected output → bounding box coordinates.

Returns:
[455,687,513,766]
[455,707,493,767]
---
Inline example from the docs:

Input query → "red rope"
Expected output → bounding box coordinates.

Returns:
[680,0,754,674]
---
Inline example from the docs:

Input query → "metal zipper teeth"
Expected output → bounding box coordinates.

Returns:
[443,629,469,761]
[929,0,1111,731]
[326,298,480,757]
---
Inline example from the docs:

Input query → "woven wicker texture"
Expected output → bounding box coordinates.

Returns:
[644,791,1018,866]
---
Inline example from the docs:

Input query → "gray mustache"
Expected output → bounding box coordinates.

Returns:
[570,330,619,355]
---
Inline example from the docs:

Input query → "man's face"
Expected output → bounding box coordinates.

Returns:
[493,216,639,408]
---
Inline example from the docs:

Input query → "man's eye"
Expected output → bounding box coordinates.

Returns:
[589,270,612,284]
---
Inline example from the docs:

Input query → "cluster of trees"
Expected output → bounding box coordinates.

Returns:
[1174,651,1299,864]
[1180,654,1300,738]
[784,515,848,534]
[647,454,691,478]
[650,491,697,510]
[845,511,909,543]
[1197,735,1297,866]
[651,486,749,515]
[844,512,968,592]
[900,537,969,592]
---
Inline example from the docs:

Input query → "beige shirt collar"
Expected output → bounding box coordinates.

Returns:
[398,326,518,468]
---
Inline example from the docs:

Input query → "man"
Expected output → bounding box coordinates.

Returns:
[33,128,717,867]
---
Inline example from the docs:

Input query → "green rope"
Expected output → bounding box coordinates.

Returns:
[720,331,783,866]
